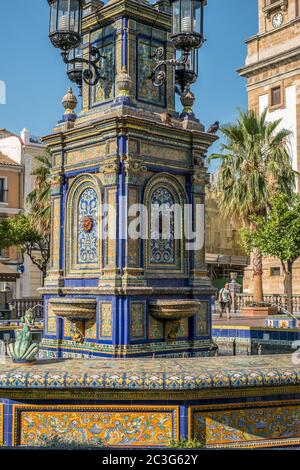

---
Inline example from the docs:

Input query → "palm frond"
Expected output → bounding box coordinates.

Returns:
[212,109,296,225]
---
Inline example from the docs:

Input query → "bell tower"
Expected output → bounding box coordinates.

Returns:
[239,0,300,294]
[239,0,300,172]
[41,0,217,359]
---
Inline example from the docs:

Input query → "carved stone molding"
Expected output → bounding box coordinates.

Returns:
[124,157,147,184]
[101,159,120,174]
[100,158,120,186]
[262,0,288,18]
[50,174,64,186]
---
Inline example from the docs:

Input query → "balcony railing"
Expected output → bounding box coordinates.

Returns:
[237,293,300,313]
[29,135,43,145]
[10,298,44,319]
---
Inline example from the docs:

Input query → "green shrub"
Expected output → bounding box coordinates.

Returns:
[245,301,273,308]
[32,435,103,449]
[170,438,204,449]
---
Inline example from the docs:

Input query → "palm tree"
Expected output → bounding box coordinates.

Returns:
[27,151,52,235]
[210,109,296,302]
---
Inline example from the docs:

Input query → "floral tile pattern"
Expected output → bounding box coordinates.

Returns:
[13,405,178,448]
[192,402,300,447]
[0,355,299,391]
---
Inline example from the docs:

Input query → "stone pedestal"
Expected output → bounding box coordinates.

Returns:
[229,272,241,314]
[241,306,278,317]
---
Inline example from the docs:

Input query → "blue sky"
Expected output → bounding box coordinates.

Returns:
[0,0,257,154]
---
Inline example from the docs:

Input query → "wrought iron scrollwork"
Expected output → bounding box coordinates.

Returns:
[61,47,106,87]
[149,47,190,89]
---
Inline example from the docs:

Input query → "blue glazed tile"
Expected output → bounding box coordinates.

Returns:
[281,370,297,384]
[229,371,248,388]
[85,374,105,387]
[247,371,264,386]
[264,370,282,386]
[144,374,164,389]
[211,372,230,388]
[183,374,197,389]
[249,330,257,339]
[165,372,183,389]
[195,374,213,388]
[280,331,288,341]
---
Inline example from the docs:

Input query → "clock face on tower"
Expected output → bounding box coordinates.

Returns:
[272,12,283,28]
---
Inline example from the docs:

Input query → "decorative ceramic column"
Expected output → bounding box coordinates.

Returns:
[99,157,122,287]
[122,158,148,287]
[229,272,241,314]
[44,88,77,288]
[189,154,210,287]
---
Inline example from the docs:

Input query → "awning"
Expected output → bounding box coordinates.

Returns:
[0,263,20,282]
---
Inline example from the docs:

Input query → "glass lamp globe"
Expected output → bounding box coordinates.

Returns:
[48,0,82,51]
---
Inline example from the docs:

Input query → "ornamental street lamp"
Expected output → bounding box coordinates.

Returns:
[67,48,83,95]
[49,0,82,51]
[48,0,106,88]
[171,0,205,51]
[48,0,206,101]
[151,0,206,93]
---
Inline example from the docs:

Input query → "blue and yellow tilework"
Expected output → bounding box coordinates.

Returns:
[13,405,179,448]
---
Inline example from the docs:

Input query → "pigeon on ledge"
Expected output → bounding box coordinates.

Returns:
[207,121,220,134]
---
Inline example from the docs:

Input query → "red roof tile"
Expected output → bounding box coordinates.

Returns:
[0,152,22,167]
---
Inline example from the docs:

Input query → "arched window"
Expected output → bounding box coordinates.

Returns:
[66,175,102,277]
[144,174,188,276]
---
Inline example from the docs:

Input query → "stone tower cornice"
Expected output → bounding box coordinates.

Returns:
[238,45,300,78]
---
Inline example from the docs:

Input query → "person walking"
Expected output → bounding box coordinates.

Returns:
[219,283,232,320]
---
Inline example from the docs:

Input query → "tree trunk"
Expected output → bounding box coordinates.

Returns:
[285,260,293,314]
[252,248,263,302]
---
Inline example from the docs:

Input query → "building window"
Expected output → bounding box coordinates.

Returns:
[270,86,282,107]
[270,267,281,276]
[0,248,8,259]
[0,178,7,203]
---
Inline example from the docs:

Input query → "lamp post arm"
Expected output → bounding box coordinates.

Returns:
[149,49,190,89]
[61,47,106,87]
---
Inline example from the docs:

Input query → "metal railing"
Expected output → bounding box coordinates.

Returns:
[29,135,43,144]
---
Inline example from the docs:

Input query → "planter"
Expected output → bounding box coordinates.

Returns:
[241,306,278,318]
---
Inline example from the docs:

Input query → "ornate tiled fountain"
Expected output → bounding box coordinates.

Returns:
[1,0,300,450]
[39,0,217,360]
